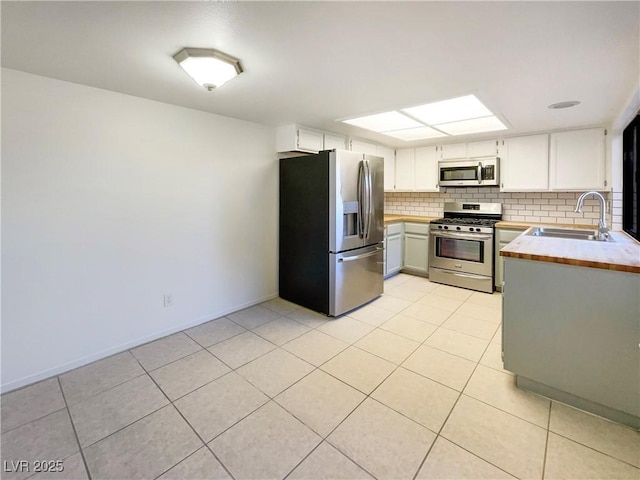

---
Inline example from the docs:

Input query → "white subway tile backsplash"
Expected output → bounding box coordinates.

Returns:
[385,190,608,226]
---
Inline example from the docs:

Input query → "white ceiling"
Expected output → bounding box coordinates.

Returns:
[2,1,638,147]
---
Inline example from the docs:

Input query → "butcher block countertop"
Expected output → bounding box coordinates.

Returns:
[384,214,437,225]
[500,228,640,274]
[494,220,602,230]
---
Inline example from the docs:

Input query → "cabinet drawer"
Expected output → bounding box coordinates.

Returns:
[404,222,429,235]
[386,223,402,236]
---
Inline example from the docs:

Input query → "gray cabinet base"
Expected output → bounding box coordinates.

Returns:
[517,376,639,430]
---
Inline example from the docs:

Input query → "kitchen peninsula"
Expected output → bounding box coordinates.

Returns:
[501,229,640,428]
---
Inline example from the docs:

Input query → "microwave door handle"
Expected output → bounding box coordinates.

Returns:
[477,162,482,184]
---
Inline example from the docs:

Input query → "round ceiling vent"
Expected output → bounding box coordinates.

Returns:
[548,101,581,109]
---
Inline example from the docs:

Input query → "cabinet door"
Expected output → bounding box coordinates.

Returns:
[350,139,378,155]
[494,229,525,290]
[386,234,403,275]
[468,139,498,158]
[377,145,396,191]
[403,234,429,273]
[415,146,440,191]
[550,128,606,191]
[500,134,549,191]
[395,148,415,191]
[297,128,324,152]
[440,143,467,160]
[323,133,346,150]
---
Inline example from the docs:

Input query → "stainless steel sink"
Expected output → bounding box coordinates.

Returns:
[526,227,603,241]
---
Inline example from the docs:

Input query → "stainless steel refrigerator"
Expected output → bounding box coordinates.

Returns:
[279,149,384,316]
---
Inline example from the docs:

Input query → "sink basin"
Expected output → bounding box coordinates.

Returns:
[526,227,603,241]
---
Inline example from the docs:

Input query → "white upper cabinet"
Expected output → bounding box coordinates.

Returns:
[376,145,396,191]
[349,139,378,155]
[549,128,606,191]
[414,146,440,191]
[500,134,549,191]
[395,148,415,191]
[323,133,347,150]
[440,143,467,160]
[276,125,324,153]
[468,139,498,158]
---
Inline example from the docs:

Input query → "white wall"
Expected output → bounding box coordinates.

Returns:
[1,68,278,392]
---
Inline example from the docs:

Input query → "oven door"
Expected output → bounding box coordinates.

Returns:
[429,230,493,277]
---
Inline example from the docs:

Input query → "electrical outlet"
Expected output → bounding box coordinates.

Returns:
[163,294,173,307]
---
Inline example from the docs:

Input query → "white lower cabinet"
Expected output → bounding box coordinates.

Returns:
[495,228,525,290]
[402,223,429,275]
[384,223,403,278]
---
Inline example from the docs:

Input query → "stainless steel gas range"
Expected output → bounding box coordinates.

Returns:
[428,202,502,293]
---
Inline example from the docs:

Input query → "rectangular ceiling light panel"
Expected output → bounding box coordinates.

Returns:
[343,111,423,132]
[382,127,447,141]
[340,94,506,141]
[435,116,507,135]
[402,95,493,125]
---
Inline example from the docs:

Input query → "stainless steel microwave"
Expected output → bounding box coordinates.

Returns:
[438,157,500,186]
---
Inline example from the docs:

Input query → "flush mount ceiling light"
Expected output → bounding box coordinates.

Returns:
[174,48,243,91]
[340,95,507,141]
[548,100,581,109]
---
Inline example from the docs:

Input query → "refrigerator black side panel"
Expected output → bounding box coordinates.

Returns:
[279,152,330,313]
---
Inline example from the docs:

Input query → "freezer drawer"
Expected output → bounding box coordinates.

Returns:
[329,244,383,316]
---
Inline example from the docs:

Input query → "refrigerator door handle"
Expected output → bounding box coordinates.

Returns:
[337,247,383,262]
[357,161,365,238]
[366,160,373,239]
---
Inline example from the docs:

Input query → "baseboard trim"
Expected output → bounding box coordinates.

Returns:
[1,292,279,394]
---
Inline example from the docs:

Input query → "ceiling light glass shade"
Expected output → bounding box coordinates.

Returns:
[343,111,423,132]
[402,95,493,125]
[435,116,507,135]
[382,126,447,141]
[174,48,243,90]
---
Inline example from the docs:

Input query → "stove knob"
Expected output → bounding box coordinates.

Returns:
[438,225,443,229]
[469,227,474,232]
[444,226,449,230]
[476,228,481,232]
[456,226,461,231]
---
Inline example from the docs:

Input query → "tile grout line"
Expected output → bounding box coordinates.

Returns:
[541,401,552,479]
[134,356,239,480]
[411,341,516,479]
[55,376,93,480]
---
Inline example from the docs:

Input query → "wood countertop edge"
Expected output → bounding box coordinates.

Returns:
[500,250,640,274]
[384,215,437,224]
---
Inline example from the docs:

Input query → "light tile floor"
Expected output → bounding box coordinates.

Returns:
[2,273,639,479]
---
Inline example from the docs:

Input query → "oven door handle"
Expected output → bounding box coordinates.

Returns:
[430,232,493,241]
[436,270,488,280]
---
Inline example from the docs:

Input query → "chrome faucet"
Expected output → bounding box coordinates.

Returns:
[574,191,609,241]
